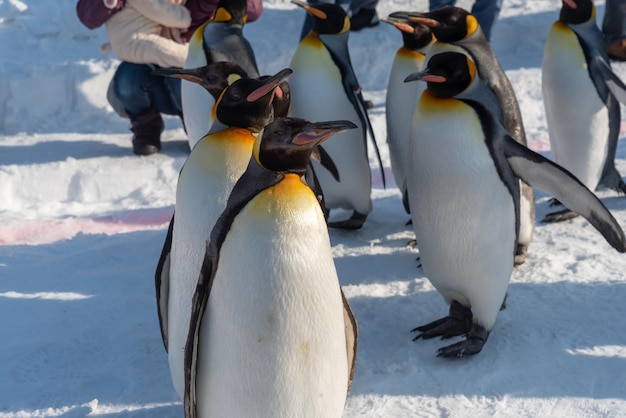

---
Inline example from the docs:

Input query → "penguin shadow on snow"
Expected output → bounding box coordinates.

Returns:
[345,280,626,399]
[0,231,180,415]
[0,140,130,166]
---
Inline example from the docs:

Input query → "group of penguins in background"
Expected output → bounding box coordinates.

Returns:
[150,0,626,416]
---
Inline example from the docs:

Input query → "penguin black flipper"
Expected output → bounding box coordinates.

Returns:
[593,55,626,105]
[154,213,175,352]
[312,145,340,181]
[183,160,284,418]
[341,289,358,395]
[321,36,386,188]
[503,136,626,253]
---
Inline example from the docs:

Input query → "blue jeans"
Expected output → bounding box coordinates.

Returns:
[429,0,503,41]
[111,62,182,118]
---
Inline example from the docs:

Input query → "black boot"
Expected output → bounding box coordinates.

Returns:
[130,108,164,156]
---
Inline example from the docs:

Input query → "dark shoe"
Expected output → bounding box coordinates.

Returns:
[606,39,626,61]
[350,8,379,31]
[130,108,164,156]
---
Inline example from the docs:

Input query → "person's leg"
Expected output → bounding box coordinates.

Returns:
[111,62,182,155]
[603,0,626,60]
[471,0,502,41]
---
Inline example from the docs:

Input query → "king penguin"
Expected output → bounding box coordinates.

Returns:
[382,15,434,213]
[289,0,385,229]
[182,0,260,149]
[401,6,535,265]
[154,68,293,399]
[182,117,359,418]
[542,0,626,221]
[404,51,626,358]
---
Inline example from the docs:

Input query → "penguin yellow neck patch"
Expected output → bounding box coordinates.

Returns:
[192,21,210,43]
[418,90,464,113]
[250,173,315,214]
[398,46,425,60]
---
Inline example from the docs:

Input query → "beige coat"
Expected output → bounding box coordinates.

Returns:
[105,0,191,68]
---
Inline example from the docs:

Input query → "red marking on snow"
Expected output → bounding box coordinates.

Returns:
[0,207,174,246]
[372,166,395,188]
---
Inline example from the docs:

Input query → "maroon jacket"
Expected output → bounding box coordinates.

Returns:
[77,0,263,35]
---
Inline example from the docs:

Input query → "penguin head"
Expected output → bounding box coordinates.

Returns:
[407,7,480,43]
[559,0,595,25]
[152,62,248,100]
[213,0,248,25]
[292,1,351,34]
[254,117,357,174]
[383,14,434,50]
[216,68,293,132]
[404,51,476,98]
[258,76,291,118]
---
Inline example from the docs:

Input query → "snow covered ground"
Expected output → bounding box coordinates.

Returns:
[2,0,626,416]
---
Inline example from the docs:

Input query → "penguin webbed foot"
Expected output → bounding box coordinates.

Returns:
[411,301,472,341]
[436,325,489,358]
[514,243,527,266]
[328,211,367,230]
[542,208,579,223]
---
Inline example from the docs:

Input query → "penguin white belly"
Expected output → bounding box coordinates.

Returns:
[167,133,253,398]
[289,42,372,214]
[198,178,348,417]
[183,37,213,149]
[408,96,515,329]
[386,50,426,194]
[542,23,610,190]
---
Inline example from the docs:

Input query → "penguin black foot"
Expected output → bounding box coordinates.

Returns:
[542,208,579,223]
[548,197,563,207]
[328,211,367,230]
[514,243,528,266]
[411,301,472,340]
[436,325,490,358]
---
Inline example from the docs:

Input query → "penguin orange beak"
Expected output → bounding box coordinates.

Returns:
[381,16,415,34]
[407,15,440,28]
[291,0,328,19]
[404,70,446,84]
[246,68,293,102]
[292,120,357,146]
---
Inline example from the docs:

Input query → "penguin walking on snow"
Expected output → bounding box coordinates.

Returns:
[398,6,535,266]
[183,117,359,418]
[154,69,292,399]
[405,52,626,358]
[542,0,626,222]
[182,0,259,149]
[289,1,385,229]
[383,15,434,214]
